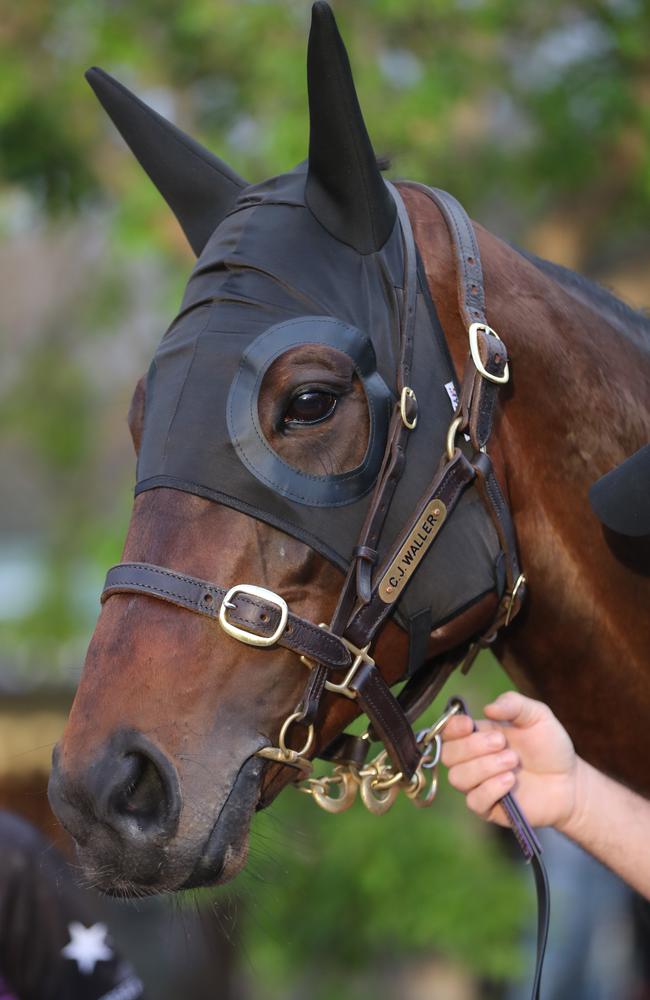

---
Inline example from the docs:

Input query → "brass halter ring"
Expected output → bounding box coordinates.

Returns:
[256,712,315,773]
[279,711,315,758]
[446,414,464,462]
[400,386,418,429]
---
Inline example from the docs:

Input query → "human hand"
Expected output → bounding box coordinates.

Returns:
[440,691,580,830]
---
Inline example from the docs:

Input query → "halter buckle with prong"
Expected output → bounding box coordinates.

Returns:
[219,584,288,647]
[468,323,510,384]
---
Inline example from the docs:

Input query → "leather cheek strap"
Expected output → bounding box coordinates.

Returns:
[349,662,421,777]
[101,563,353,672]
[399,182,509,452]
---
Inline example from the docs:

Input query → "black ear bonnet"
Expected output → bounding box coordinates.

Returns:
[89,3,504,661]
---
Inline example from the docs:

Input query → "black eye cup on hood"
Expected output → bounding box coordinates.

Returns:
[226,316,393,508]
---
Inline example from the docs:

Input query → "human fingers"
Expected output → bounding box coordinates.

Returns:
[440,714,496,743]
[447,748,519,793]
[484,691,551,728]
[441,727,507,768]
[440,715,475,742]
[466,771,516,818]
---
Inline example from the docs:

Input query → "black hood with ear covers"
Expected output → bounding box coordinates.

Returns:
[135,160,405,560]
[91,2,503,653]
[134,165,501,637]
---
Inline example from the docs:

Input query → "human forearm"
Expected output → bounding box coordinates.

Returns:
[559,757,650,899]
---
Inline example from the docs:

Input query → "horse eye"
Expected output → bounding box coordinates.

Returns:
[283,390,338,426]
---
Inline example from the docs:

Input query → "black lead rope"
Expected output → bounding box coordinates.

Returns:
[448,698,549,1000]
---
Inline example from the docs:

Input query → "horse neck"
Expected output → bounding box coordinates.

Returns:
[402,185,650,793]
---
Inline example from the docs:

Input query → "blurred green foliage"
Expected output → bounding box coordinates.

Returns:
[2,1,649,249]
[1,0,647,993]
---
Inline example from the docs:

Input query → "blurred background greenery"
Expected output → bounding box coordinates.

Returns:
[0,1,648,997]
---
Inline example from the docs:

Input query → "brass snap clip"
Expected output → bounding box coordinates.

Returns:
[301,630,374,701]
[308,767,359,814]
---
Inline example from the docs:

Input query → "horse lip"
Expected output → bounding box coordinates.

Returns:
[180,751,265,890]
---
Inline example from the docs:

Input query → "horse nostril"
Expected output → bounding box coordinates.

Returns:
[95,734,181,842]
[49,733,181,849]
[111,752,166,825]
[102,743,181,842]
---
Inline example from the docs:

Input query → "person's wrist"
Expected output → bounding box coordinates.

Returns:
[555,755,589,839]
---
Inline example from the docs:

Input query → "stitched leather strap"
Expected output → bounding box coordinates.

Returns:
[299,448,474,773]
[344,449,476,648]
[101,563,353,672]
[400,182,509,451]
[349,663,420,778]
[471,452,526,629]
[414,187,486,331]
[300,183,422,762]
[345,181,420,614]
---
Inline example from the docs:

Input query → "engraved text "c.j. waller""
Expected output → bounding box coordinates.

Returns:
[378,499,447,604]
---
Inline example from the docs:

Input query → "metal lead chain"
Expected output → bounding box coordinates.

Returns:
[299,699,463,816]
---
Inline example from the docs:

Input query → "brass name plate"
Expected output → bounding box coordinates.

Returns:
[378,499,447,604]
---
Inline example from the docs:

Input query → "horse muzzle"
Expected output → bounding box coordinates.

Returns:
[48,730,182,886]
[48,731,265,893]
[48,731,263,896]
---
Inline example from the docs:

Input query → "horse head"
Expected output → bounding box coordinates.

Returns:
[49,3,511,895]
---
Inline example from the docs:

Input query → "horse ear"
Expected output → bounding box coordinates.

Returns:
[86,67,247,256]
[305,2,396,254]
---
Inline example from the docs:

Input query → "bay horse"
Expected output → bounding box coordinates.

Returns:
[49,2,649,905]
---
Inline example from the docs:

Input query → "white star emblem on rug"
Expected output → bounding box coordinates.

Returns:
[61,922,113,975]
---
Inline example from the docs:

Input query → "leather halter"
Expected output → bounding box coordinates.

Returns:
[101,183,548,999]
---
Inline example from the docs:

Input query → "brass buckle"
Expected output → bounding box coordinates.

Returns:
[300,628,374,700]
[219,584,288,648]
[468,323,510,385]
[400,386,418,429]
